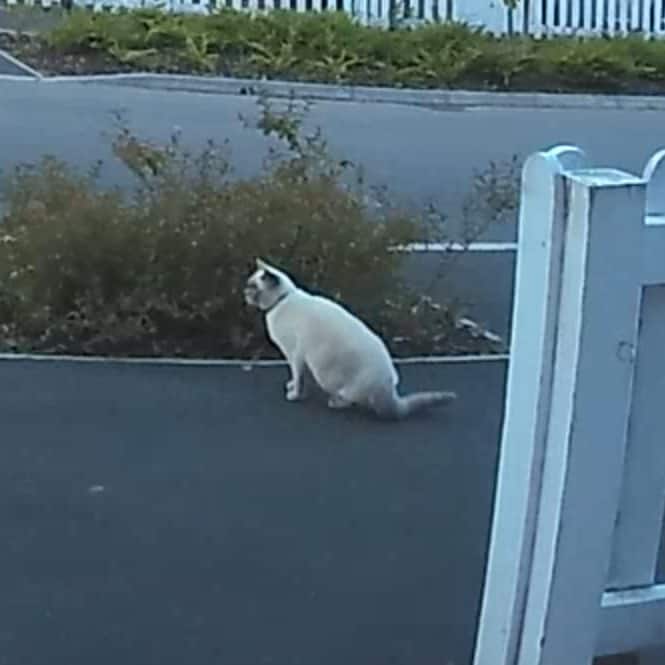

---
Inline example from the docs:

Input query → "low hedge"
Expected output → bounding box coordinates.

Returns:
[3,7,665,93]
[0,97,507,359]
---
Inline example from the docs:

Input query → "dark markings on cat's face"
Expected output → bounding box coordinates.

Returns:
[261,269,280,289]
[244,268,281,309]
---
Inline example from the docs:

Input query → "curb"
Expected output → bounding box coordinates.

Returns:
[2,68,665,111]
[0,352,510,366]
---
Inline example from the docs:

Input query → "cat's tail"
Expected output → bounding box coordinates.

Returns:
[373,389,457,420]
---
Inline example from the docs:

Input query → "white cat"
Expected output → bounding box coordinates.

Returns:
[243,258,457,420]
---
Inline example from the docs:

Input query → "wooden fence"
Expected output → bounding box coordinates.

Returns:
[5,0,665,35]
[473,144,665,665]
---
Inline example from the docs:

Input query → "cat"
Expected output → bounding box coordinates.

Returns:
[243,258,457,420]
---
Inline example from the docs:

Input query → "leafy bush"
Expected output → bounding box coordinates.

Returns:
[0,96,504,359]
[4,7,665,92]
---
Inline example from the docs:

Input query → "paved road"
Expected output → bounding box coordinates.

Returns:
[2,357,505,665]
[2,357,662,665]
[2,79,665,244]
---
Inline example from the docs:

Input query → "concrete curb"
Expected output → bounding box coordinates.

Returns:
[2,69,665,111]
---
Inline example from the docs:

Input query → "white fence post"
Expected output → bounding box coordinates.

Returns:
[517,165,645,665]
[473,144,587,665]
[474,145,665,665]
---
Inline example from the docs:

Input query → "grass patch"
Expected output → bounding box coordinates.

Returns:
[2,7,665,93]
[0,95,510,360]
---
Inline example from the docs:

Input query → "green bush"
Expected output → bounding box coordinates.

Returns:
[0,8,655,92]
[0,97,504,359]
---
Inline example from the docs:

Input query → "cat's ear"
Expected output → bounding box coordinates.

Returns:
[261,268,280,288]
[255,257,280,286]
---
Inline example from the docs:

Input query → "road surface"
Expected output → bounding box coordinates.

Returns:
[2,357,505,665]
[2,78,665,244]
[2,356,662,665]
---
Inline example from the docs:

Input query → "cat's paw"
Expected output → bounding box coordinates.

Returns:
[286,383,303,401]
[327,394,351,409]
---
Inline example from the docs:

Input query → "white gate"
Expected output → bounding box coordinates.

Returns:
[473,145,665,665]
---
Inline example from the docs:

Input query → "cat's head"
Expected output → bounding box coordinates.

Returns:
[244,258,296,311]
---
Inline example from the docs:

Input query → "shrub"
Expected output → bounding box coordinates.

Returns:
[1,8,658,92]
[0,96,503,359]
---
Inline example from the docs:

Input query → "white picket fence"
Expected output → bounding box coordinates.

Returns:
[5,0,665,35]
[473,144,665,665]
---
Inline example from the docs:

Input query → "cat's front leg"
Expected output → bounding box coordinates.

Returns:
[286,378,307,399]
[285,352,306,401]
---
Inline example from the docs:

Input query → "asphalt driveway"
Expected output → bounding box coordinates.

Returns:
[1,357,505,665]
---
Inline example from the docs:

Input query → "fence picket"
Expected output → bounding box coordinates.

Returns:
[655,0,665,32]
[593,0,606,33]
[4,0,665,36]
[581,0,593,30]
[630,0,642,30]
[571,0,583,32]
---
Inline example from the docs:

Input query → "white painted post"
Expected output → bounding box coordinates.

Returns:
[617,0,629,33]
[474,147,665,665]
[655,0,665,34]
[607,151,665,592]
[593,0,607,33]
[473,144,587,665]
[529,0,546,37]
[571,0,584,31]
[516,167,646,665]
[581,0,593,31]
[629,0,641,30]
[545,0,557,33]
[607,0,618,34]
